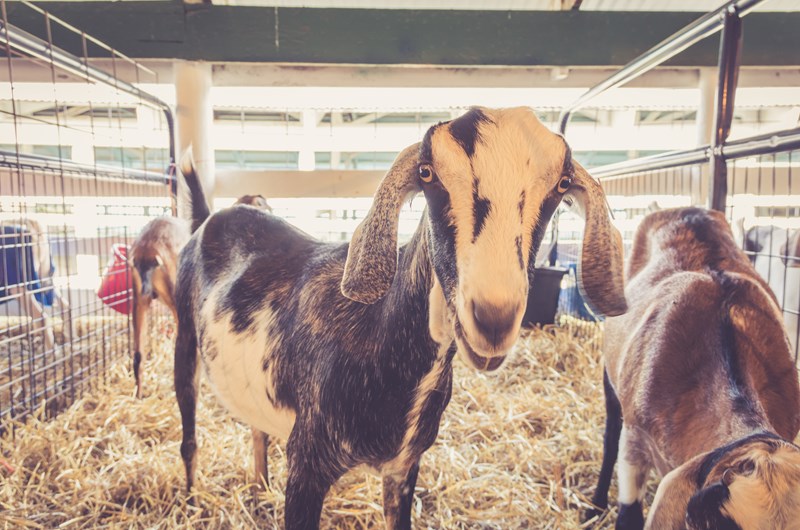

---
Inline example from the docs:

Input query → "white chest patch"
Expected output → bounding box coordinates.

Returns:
[200,287,296,440]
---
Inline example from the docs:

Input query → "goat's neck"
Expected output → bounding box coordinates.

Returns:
[377,214,446,366]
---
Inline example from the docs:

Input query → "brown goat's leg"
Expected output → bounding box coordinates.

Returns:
[252,427,270,488]
[615,426,649,530]
[382,459,420,530]
[175,320,200,497]
[586,369,623,524]
[132,290,150,399]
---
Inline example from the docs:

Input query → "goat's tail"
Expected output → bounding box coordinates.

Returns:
[134,256,160,298]
[180,147,211,233]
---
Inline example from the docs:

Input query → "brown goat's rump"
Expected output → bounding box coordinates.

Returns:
[0,315,690,529]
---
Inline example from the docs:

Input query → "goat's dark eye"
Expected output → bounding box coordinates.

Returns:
[419,164,435,183]
[557,175,572,193]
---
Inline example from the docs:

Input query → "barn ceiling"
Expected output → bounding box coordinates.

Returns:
[211,0,800,10]
[6,1,800,66]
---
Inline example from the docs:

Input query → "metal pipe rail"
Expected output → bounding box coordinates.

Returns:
[557,0,766,135]
[721,127,800,159]
[0,20,177,171]
[590,127,800,182]
[0,150,172,184]
[591,146,711,180]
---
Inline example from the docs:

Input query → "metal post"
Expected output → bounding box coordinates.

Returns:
[709,5,744,212]
[695,68,716,205]
[175,61,215,214]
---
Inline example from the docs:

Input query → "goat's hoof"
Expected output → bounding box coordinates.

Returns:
[583,506,606,525]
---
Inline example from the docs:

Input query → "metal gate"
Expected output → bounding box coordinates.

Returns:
[558,0,800,360]
[0,1,175,427]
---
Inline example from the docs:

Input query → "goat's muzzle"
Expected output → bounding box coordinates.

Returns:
[455,316,516,372]
[471,299,520,350]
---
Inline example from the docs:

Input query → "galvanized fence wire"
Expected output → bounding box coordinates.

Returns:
[0,1,173,428]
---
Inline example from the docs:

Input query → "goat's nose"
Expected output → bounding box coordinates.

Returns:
[472,300,520,347]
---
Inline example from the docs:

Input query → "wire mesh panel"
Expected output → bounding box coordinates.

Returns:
[728,148,800,359]
[0,1,173,427]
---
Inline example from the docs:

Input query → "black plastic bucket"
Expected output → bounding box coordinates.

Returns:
[523,266,568,327]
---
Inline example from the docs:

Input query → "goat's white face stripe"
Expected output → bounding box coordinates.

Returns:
[427,107,567,358]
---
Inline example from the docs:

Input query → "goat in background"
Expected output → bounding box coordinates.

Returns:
[742,224,800,355]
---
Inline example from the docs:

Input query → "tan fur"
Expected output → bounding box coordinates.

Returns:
[602,208,800,529]
[648,439,800,529]
[130,216,191,398]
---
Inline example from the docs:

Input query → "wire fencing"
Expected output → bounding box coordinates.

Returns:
[0,0,174,428]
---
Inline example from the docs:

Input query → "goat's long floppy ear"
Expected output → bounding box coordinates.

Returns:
[567,161,627,316]
[341,143,422,304]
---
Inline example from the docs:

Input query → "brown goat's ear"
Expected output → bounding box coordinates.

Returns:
[780,230,800,268]
[567,162,627,316]
[341,143,422,304]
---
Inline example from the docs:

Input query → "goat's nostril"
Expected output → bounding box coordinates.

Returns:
[472,300,519,346]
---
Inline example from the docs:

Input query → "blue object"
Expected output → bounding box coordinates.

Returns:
[557,263,603,322]
[0,225,55,307]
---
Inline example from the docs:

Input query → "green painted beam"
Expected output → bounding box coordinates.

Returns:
[6,2,800,66]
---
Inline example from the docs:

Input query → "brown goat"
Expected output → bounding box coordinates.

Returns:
[588,207,800,530]
[129,216,190,398]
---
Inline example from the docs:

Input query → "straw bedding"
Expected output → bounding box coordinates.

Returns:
[1,316,629,529]
[0,315,129,421]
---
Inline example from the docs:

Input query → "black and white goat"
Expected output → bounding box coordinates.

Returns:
[588,208,800,530]
[742,225,800,354]
[130,195,270,398]
[175,107,627,529]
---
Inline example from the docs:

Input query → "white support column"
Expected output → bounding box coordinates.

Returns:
[175,61,215,212]
[71,140,95,166]
[299,109,316,171]
[696,68,716,147]
[695,67,717,206]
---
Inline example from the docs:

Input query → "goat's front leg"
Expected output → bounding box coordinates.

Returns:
[251,427,269,488]
[284,431,339,530]
[382,459,420,530]
[615,426,650,530]
[586,369,623,524]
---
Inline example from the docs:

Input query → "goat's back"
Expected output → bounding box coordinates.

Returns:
[604,208,800,471]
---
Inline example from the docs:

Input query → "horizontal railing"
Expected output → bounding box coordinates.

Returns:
[0,150,172,184]
[0,17,176,172]
[557,0,766,135]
